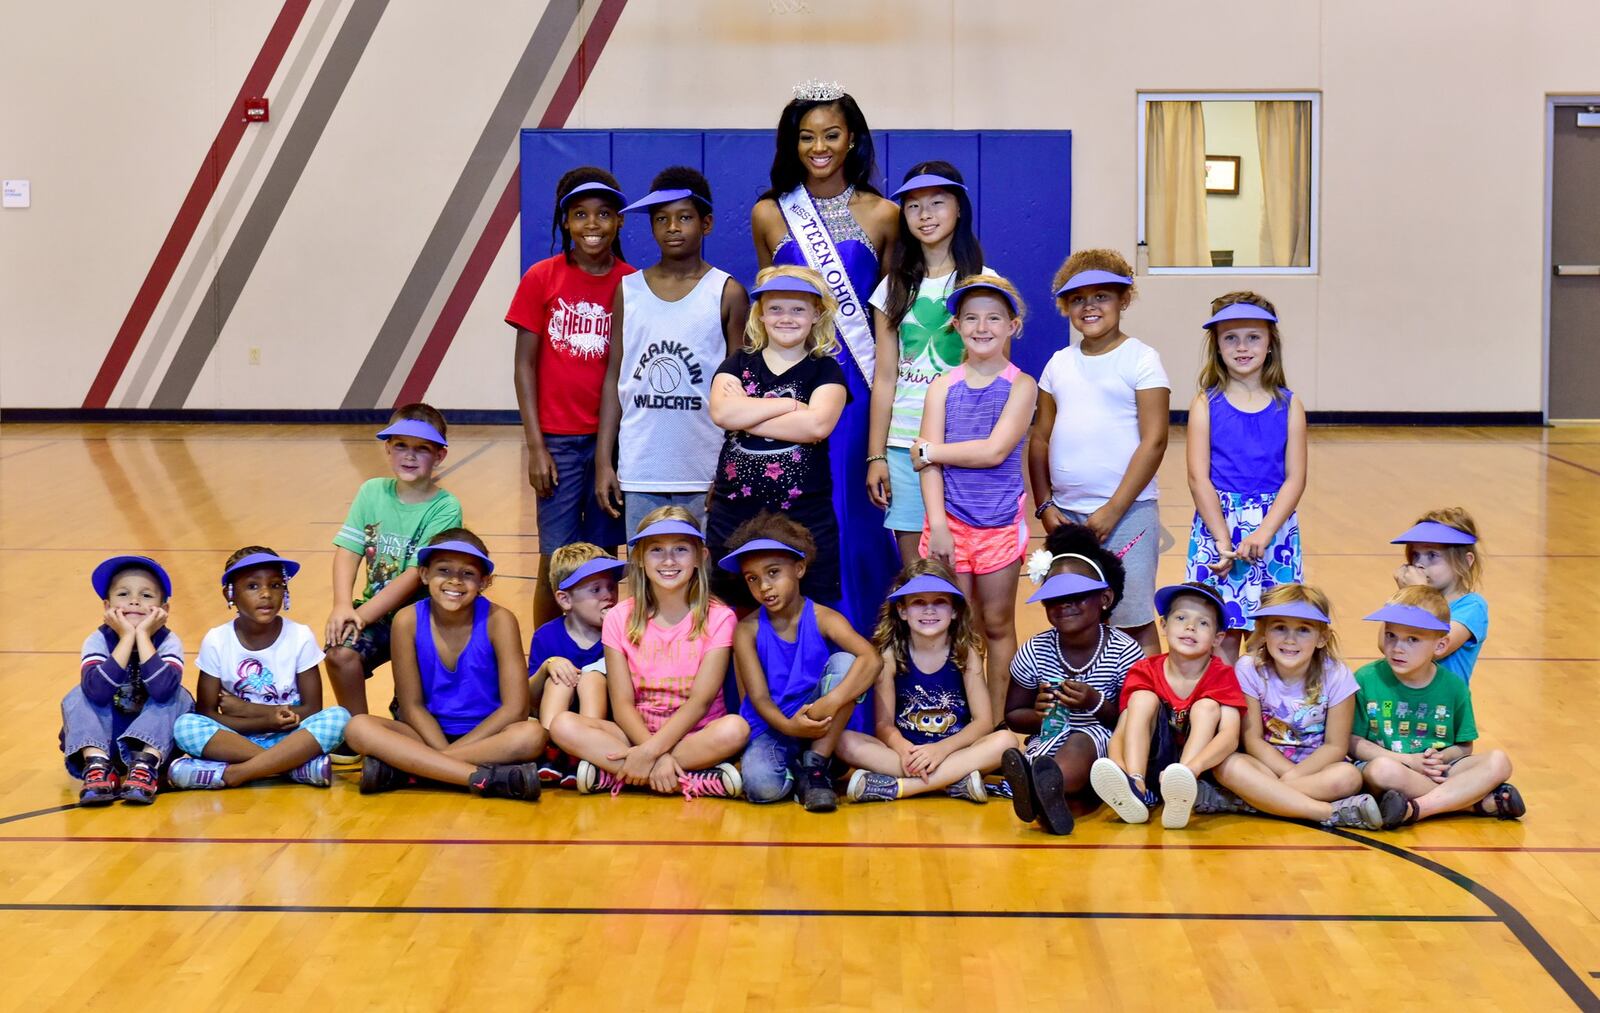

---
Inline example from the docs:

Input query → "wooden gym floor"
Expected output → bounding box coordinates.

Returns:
[1,422,1597,1011]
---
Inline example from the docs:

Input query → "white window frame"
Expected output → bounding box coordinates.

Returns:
[1136,91,1321,275]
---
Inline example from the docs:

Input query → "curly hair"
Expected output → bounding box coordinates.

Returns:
[726,511,817,565]
[1196,291,1289,403]
[1041,522,1127,617]
[1051,248,1136,319]
[744,265,840,358]
[872,559,984,682]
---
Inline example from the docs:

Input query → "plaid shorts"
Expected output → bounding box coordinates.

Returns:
[174,707,351,757]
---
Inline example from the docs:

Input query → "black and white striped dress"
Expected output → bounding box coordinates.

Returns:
[1009,626,1143,759]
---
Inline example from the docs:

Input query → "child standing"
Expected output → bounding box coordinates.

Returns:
[723,512,881,811]
[324,404,463,731]
[170,549,351,790]
[836,562,1014,803]
[62,555,194,805]
[508,167,635,627]
[595,167,748,534]
[913,276,1036,717]
[706,267,848,613]
[1392,509,1488,684]
[345,531,547,800]
[1185,294,1307,659]
[1028,250,1170,655]
[1003,524,1145,836]
[866,161,990,562]
[1210,585,1383,829]
[1090,583,1245,829]
[1351,586,1522,828]
[549,509,750,798]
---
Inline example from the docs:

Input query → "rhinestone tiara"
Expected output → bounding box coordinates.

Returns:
[792,79,845,102]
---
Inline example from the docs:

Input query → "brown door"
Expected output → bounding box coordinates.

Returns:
[1549,104,1600,420]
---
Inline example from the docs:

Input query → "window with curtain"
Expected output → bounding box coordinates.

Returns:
[1139,93,1318,273]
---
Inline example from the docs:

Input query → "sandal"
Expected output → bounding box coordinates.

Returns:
[1001,748,1037,824]
[1378,789,1421,829]
[1474,782,1526,820]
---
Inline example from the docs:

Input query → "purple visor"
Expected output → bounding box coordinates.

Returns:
[887,573,965,601]
[222,552,301,586]
[1055,269,1133,295]
[559,556,626,591]
[718,538,805,573]
[890,173,968,200]
[946,281,1020,318]
[92,555,172,600]
[628,518,706,546]
[621,188,711,214]
[1203,302,1278,329]
[1250,600,1330,624]
[376,418,448,447]
[1154,582,1228,619]
[1364,603,1450,633]
[416,540,495,575]
[1390,521,1476,546]
[559,181,627,208]
[750,275,823,300]
[1027,572,1110,604]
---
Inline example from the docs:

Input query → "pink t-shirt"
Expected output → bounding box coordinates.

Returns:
[602,597,735,733]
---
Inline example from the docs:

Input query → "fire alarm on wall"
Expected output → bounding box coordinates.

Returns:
[243,97,269,123]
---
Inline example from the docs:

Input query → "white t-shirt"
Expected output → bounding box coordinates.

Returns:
[1038,337,1169,512]
[198,619,326,707]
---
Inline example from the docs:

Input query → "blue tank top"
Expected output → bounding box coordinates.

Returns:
[894,653,970,744]
[740,599,834,741]
[1207,387,1292,494]
[413,597,502,736]
[942,363,1025,527]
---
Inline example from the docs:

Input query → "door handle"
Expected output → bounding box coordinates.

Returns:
[1554,264,1600,276]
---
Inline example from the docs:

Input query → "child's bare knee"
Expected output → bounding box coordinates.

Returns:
[508,720,548,755]
[1330,762,1363,795]
[547,711,580,749]
[1485,749,1512,781]
[344,713,380,751]
[1362,757,1404,789]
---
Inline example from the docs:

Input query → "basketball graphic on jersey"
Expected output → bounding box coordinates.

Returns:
[647,354,685,393]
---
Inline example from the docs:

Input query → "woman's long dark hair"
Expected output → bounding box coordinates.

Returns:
[760,94,880,202]
[550,165,626,261]
[882,160,985,330]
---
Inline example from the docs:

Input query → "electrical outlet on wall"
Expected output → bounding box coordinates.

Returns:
[248,347,261,366]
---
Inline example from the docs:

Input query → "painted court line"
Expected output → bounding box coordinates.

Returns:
[0,834,1364,851]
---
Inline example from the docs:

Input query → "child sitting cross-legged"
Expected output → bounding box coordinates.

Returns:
[344,531,547,801]
[528,542,624,787]
[722,512,881,812]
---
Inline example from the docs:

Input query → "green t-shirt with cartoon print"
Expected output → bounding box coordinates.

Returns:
[333,478,462,611]
[1353,659,1477,754]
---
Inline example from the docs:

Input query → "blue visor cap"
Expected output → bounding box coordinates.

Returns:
[887,573,966,601]
[1390,521,1477,546]
[1027,572,1110,604]
[221,552,301,586]
[1203,302,1278,329]
[946,281,1020,318]
[559,556,626,591]
[890,173,968,200]
[559,180,627,209]
[376,418,448,447]
[718,538,805,573]
[92,555,173,600]
[628,518,707,547]
[1250,600,1330,624]
[1154,582,1228,620]
[1055,269,1133,296]
[749,275,824,300]
[1364,603,1450,634]
[621,188,711,214]
[416,540,495,575]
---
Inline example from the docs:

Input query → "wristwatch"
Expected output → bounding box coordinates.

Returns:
[1034,500,1057,520]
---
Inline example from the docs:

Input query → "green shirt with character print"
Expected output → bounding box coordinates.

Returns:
[333,478,462,612]
[1353,659,1477,754]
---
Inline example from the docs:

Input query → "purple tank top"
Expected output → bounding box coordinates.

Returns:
[413,597,501,736]
[942,363,1025,527]
[1207,387,1292,494]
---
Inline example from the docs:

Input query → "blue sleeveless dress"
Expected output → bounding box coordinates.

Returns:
[773,186,899,646]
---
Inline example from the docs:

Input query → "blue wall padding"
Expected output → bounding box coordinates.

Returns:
[520,128,1071,377]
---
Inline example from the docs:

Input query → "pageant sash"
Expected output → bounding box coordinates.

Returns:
[776,186,876,384]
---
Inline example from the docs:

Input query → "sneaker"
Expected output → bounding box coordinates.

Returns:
[78,759,119,806]
[679,762,742,800]
[329,747,362,767]
[1159,764,1198,829]
[946,770,989,804]
[468,762,542,801]
[118,755,160,803]
[1089,757,1151,824]
[559,768,578,792]
[287,754,332,787]
[1001,748,1038,824]
[846,770,900,803]
[359,755,405,795]
[576,759,624,796]
[1194,780,1255,815]
[1378,789,1419,829]
[1323,793,1383,830]
[1030,755,1075,835]
[799,751,838,813]
[987,777,1014,800]
[167,756,228,790]
[537,762,563,786]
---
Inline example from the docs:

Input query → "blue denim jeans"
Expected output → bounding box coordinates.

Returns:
[624,490,708,539]
[59,685,195,777]
[538,432,624,551]
[741,651,857,803]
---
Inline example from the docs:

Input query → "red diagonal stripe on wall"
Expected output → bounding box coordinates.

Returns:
[393,0,629,405]
[82,1,313,409]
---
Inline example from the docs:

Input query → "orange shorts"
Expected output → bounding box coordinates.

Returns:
[920,506,1029,576]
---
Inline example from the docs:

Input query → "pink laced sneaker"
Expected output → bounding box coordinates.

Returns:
[677,762,743,801]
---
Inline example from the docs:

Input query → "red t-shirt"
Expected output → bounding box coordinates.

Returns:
[1119,654,1246,714]
[505,254,636,435]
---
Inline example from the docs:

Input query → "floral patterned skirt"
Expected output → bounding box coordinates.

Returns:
[1186,490,1303,630]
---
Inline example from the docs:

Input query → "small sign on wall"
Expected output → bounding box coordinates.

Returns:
[2,179,29,208]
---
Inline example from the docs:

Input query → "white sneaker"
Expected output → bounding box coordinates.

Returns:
[1089,757,1150,824]
[1159,763,1198,829]
[167,756,228,790]
[946,770,988,803]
